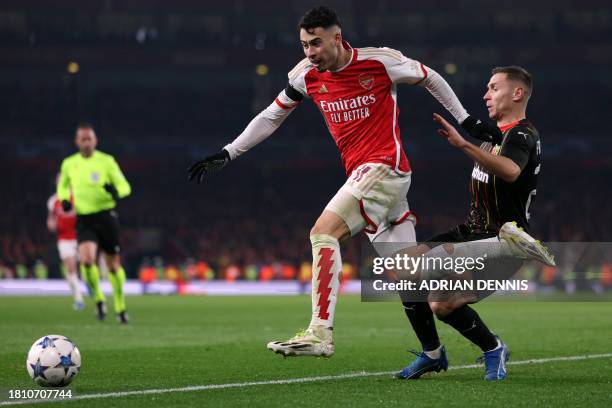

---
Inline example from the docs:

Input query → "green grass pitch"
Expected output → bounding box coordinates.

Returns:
[1,295,611,407]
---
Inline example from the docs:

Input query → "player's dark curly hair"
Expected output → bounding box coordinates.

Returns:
[299,6,341,34]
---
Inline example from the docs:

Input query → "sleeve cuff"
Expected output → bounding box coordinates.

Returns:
[223,144,237,160]
[457,111,470,124]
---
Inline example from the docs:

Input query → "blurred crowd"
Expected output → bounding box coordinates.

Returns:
[1,158,610,280]
[1,1,610,280]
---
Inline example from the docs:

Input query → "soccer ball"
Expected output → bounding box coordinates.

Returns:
[26,335,81,387]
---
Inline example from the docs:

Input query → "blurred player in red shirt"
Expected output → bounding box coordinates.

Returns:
[47,176,84,310]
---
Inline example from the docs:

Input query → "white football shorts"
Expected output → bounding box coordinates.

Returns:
[57,239,78,260]
[325,163,416,238]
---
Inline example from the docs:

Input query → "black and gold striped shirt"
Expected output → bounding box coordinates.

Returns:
[466,119,541,234]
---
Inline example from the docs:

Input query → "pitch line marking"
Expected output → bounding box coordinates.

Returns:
[2,353,611,406]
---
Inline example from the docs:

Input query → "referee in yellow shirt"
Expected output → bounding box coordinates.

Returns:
[57,123,132,323]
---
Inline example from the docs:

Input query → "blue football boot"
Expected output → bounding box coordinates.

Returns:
[395,346,449,379]
[480,337,510,381]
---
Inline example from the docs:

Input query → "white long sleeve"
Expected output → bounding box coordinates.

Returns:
[367,47,470,124]
[419,66,470,124]
[223,90,299,160]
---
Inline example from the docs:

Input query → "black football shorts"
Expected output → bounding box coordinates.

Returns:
[76,210,121,255]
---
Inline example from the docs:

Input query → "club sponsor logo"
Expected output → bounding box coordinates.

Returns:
[472,166,489,183]
[318,93,376,124]
[319,94,376,113]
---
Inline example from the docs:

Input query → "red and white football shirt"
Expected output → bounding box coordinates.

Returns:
[223,41,468,172]
[47,193,76,241]
[284,42,428,175]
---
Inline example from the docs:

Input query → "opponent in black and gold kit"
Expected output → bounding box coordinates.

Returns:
[397,67,550,382]
[430,118,540,243]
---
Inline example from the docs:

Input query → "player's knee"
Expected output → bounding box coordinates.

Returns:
[78,247,96,265]
[441,243,455,255]
[310,222,328,236]
[429,301,456,318]
[106,258,120,273]
[310,213,349,241]
[310,216,336,237]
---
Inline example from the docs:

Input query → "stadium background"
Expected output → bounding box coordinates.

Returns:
[1,0,611,286]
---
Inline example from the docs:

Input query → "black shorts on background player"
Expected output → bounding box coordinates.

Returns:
[76,210,121,254]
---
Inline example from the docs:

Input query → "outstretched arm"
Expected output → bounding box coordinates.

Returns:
[188,86,302,183]
[382,49,502,144]
[417,65,469,124]
[418,66,502,144]
[223,85,302,159]
[433,113,520,182]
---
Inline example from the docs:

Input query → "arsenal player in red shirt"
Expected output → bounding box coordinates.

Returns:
[47,176,84,310]
[188,6,500,357]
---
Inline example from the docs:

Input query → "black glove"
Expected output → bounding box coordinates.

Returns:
[61,200,72,212]
[461,116,503,145]
[187,149,231,184]
[103,183,120,201]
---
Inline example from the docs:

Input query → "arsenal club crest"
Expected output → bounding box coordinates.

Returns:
[358,73,374,90]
